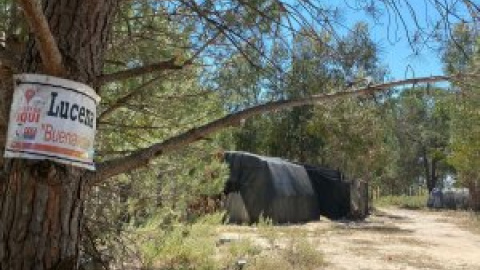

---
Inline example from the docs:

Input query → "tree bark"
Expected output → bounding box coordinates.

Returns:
[0,0,118,269]
[422,148,434,192]
[431,158,438,191]
[0,161,86,270]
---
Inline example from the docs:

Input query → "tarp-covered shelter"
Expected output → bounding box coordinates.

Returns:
[304,165,350,219]
[223,151,368,224]
[224,151,320,224]
[304,165,368,219]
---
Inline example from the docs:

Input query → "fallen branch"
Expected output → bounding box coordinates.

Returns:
[92,74,461,184]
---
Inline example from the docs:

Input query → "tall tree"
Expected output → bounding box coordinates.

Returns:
[231,23,387,166]
[443,22,480,208]
[390,87,452,192]
[0,1,118,269]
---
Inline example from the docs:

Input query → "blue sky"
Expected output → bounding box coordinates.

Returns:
[370,23,444,81]
[370,25,444,80]
[337,0,461,80]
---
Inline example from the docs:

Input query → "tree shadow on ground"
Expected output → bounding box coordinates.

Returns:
[331,210,414,234]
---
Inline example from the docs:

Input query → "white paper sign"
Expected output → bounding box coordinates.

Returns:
[4,74,100,170]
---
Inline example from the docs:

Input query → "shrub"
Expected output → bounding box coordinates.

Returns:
[139,214,219,269]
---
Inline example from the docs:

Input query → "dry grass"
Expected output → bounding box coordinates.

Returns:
[139,208,480,269]
[216,220,328,270]
[436,210,480,235]
[245,238,326,270]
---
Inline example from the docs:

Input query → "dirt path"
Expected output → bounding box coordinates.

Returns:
[316,208,480,270]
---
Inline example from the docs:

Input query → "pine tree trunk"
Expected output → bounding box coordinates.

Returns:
[431,158,438,191]
[0,0,118,269]
[0,161,87,270]
[422,148,434,192]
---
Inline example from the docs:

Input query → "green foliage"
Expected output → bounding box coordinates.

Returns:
[446,64,480,185]
[84,144,230,267]
[308,97,390,179]
[385,86,452,191]
[443,23,477,74]
[442,24,480,208]
[227,22,390,178]
[85,4,233,262]
[139,219,219,269]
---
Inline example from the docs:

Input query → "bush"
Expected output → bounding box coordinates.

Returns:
[139,214,220,269]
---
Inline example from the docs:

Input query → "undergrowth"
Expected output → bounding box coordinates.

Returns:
[138,212,223,269]
[374,194,428,209]
[136,211,326,270]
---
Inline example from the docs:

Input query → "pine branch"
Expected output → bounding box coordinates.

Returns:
[98,58,187,85]
[17,0,64,76]
[91,74,464,184]
[98,76,162,121]
[98,31,220,85]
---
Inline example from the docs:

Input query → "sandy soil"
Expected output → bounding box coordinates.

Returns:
[219,208,480,270]
[314,208,480,270]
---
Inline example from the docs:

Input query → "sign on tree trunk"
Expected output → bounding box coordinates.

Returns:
[4,74,100,170]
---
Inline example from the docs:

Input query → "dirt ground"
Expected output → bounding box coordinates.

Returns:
[219,208,480,270]
[314,208,480,270]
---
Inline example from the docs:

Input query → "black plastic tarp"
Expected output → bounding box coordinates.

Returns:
[224,151,320,224]
[303,165,351,220]
[223,151,368,223]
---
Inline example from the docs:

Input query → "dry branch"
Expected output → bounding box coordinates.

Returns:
[17,0,63,76]
[91,74,461,184]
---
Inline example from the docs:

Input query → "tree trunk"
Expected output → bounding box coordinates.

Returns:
[0,161,86,270]
[431,158,438,191]
[422,148,434,192]
[0,0,118,269]
[468,179,480,211]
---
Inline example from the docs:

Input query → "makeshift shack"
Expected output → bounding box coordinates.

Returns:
[304,165,368,220]
[223,151,368,224]
[224,151,320,224]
